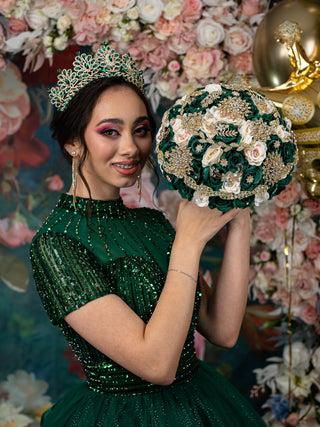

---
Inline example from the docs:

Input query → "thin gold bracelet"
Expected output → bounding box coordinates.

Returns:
[168,268,197,284]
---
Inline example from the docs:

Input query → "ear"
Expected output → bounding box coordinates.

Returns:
[64,139,82,157]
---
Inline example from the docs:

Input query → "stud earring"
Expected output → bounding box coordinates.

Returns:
[138,174,142,202]
[71,151,78,210]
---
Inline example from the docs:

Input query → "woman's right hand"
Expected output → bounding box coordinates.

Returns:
[174,200,240,250]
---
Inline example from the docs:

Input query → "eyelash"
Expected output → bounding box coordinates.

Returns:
[99,126,150,137]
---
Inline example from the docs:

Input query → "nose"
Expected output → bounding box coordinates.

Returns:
[118,132,139,157]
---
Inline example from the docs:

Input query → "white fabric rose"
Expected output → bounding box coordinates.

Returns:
[156,80,176,100]
[222,171,241,194]
[127,6,139,19]
[171,118,192,145]
[224,25,253,55]
[107,0,136,13]
[192,189,209,207]
[43,35,53,47]
[239,121,253,146]
[163,0,184,20]
[244,140,267,166]
[205,83,222,94]
[312,347,320,370]
[137,0,164,23]
[26,9,49,30]
[197,18,225,48]
[57,15,72,33]
[202,145,222,167]
[53,35,69,51]
[283,342,310,371]
[273,124,292,143]
[254,190,269,206]
[42,0,62,19]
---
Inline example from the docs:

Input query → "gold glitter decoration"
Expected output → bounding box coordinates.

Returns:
[294,127,320,143]
[262,152,297,186]
[282,95,315,125]
[162,146,194,178]
[217,96,252,122]
[274,20,302,47]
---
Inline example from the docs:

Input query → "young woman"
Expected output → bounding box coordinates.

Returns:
[30,45,267,426]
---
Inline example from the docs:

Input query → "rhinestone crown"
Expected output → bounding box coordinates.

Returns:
[49,44,144,111]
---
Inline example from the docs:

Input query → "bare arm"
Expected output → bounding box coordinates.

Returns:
[197,208,251,348]
[65,202,239,385]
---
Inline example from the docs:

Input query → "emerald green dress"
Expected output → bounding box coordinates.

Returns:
[30,194,266,427]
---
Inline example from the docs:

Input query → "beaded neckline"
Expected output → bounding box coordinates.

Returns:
[59,193,128,217]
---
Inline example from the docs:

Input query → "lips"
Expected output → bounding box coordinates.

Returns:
[112,160,140,175]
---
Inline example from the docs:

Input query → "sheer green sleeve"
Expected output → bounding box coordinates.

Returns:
[30,233,116,325]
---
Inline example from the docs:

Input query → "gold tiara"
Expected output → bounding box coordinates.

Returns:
[48,44,144,111]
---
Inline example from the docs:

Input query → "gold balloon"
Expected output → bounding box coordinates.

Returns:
[251,1,320,201]
[253,0,320,87]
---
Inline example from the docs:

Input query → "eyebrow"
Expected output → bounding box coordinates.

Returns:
[96,116,150,127]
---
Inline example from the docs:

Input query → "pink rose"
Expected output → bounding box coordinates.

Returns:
[45,175,64,192]
[254,217,276,243]
[182,0,202,22]
[0,215,36,249]
[306,237,320,260]
[8,17,28,34]
[229,51,253,75]
[0,0,16,12]
[144,44,175,71]
[292,263,318,300]
[168,30,197,55]
[302,198,320,216]
[272,285,302,307]
[260,251,270,262]
[241,0,261,17]
[298,302,318,325]
[275,208,289,230]
[120,169,157,209]
[224,26,253,55]
[274,179,301,208]
[0,63,30,142]
[168,60,180,72]
[183,47,224,80]
[155,16,182,39]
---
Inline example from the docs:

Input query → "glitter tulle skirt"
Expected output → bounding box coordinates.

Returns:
[41,361,266,427]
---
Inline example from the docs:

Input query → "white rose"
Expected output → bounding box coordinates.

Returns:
[177,81,199,97]
[202,145,222,167]
[239,121,253,146]
[53,35,69,51]
[192,189,209,207]
[222,171,241,194]
[163,0,184,20]
[273,124,293,143]
[26,9,49,30]
[127,6,139,19]
[57,15,72,33]
[43,35,53,47]
[129,20,140,31]
[171,118,192,146]
[107,0,136,13]
[255,270,269,292]
[254,190,269,206]
[224,25,253,55]
[156,80,176,100]
[45,47,53,58]
[42,0,62,19]
[197,18,225,48]
[244,140,267,166]
[137,0,164,23]
[205,83,222,94]
[283,342,310,371]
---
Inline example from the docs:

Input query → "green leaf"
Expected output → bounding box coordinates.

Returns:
[0,253,29,292]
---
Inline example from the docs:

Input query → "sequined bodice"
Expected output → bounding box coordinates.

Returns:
[31,194,200,395]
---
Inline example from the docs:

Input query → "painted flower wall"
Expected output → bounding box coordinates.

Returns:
[0,1,319,426]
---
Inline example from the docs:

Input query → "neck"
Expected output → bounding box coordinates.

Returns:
[69,179,120,201]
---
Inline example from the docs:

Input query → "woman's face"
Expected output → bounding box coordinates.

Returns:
[71,86,152,200]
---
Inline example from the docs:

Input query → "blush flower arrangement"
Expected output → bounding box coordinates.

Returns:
[249,178,320,426]
[0,0,268,108]
[156,83,298,212]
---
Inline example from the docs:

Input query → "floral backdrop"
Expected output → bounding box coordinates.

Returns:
[0,0,319,426]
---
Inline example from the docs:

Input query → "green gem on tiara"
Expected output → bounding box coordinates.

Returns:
[48,44,145,111]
